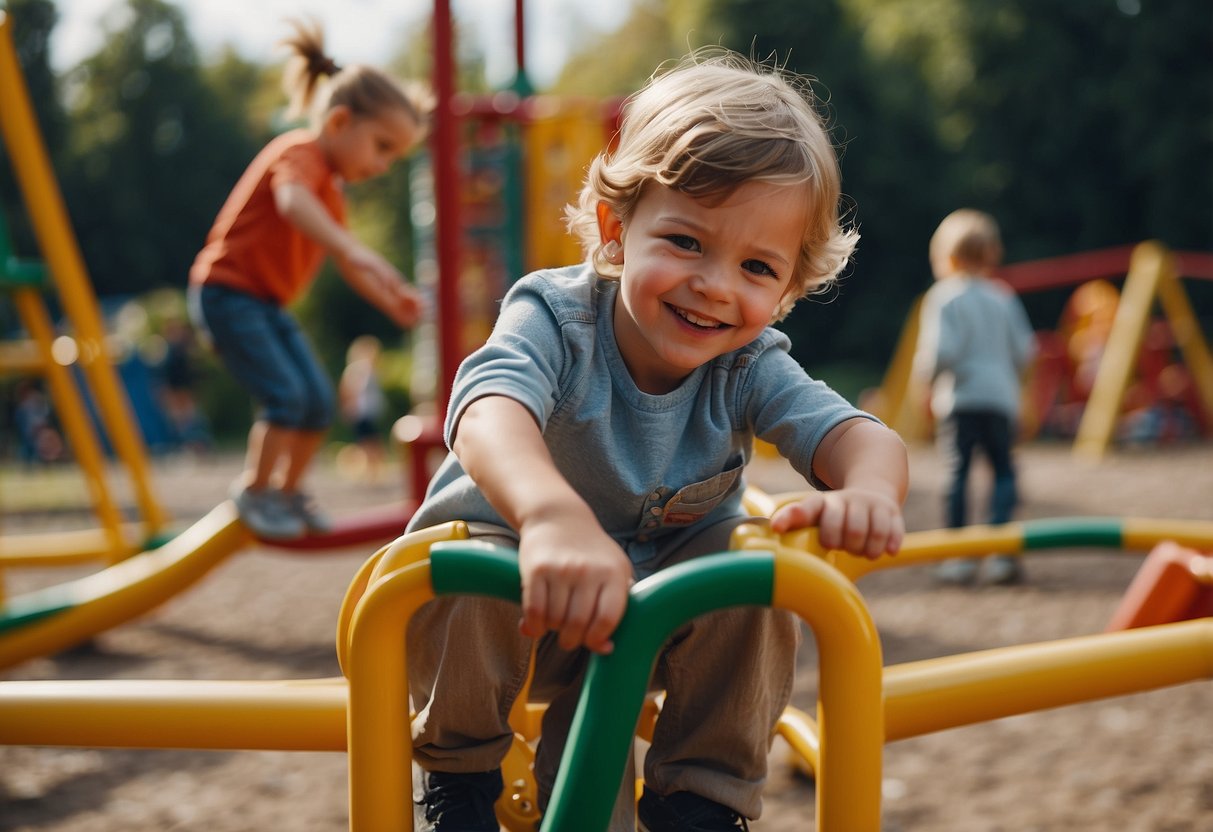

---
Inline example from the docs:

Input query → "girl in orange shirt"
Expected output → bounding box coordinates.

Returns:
[189,20,428,539]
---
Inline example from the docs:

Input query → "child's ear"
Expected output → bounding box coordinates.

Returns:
[324,104,353,132]
[596,201,623,246]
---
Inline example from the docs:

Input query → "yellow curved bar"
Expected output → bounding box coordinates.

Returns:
[0,503,249,671]
[1122,517,1213,552]
[0,678,347,750]
[335,521,469,677]
[770,544,884,832]
[883,618,1213,742]
[776,704,820,778]
[345,560,436,832]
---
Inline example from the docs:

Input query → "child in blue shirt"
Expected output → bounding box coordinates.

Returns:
[407,49,909,831]
[914,209,1036,585]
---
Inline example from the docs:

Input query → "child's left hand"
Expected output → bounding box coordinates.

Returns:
[768,487,904,560]
[389,281,424,328]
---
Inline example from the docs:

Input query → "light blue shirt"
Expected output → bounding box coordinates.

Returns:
[914,275,1036,420]
[407,264,872,568]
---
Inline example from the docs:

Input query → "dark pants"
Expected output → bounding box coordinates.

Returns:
[937,410,1018,528]
[191,284,335,430]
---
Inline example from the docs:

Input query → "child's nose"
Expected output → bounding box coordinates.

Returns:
[689,266,730,300]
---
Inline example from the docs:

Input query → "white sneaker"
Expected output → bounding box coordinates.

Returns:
[231,486,305,540]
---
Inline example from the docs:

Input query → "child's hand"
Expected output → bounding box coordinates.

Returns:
[516,518,633,655]
[769,488,904,559]
[338,242,423,328]
[389,281,424,328]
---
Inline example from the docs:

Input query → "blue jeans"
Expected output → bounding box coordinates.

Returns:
[937,410,1018,528]
[191,284,334,430]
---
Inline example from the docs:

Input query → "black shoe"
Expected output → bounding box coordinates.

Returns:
[637,787,750,831]
[415,769,502,831]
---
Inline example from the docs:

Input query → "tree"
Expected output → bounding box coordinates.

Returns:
[58,0,263,298]
[0,0,68,259]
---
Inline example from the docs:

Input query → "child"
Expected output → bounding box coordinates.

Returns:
[189,19,428,540]
[404,50,908,831]
[913,209,1036,585]
[338,334,387,482]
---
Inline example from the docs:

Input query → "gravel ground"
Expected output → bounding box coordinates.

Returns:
[1,439,1211,831]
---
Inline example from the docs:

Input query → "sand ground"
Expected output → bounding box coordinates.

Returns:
[1,439,1211,831]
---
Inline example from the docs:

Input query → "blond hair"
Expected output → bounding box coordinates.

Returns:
[565,48,858,319]
[929,209,1004,277]
[280,18,431,130]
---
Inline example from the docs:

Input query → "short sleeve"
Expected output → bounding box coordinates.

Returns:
[269,142,330,192]
[744,341,876,488]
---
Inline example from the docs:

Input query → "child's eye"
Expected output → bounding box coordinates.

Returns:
[666,234,700,252]
[744,259,777,278]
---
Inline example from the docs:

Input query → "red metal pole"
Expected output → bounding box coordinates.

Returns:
[432,0,460,417]
[514,0,526,80]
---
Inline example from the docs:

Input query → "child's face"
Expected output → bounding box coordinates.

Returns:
[607,181,807,394]
[324,106,420,183]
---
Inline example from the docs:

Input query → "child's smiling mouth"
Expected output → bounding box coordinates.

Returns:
[668,303,729,330]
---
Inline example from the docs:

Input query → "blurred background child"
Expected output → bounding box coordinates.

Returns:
[914,208,1036,585]
[188,19,429,540]
[338,334,387,483]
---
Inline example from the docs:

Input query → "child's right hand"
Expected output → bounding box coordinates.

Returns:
[339,242,422,328]
[516,516,633,655]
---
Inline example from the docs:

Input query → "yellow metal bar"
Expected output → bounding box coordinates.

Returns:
[0,677,347,750]
[776,704,820,778]
[840,523,1026,580]
[0,10,167,533]
[10,288,127,557]
[881,295,931,441]
[0,339,45,373]
[345,560,436,832]
[1122,517,1213,552]
[1154,263,1213,427]
[883,618,1213,742]
[334,521,468,677]
[770,545,884,832]
[0,503,248,671]
[1073,241,1167,461]
[0,524,145,566]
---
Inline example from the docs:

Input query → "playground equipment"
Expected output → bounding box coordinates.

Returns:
[392,0,623,500]
[0,5,420,661]
[1,507,1210,830]
[874,241,1213,461]
[1106,540,1213,631]
[0,8,169,571]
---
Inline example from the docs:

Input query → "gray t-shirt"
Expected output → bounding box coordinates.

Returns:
[914,275,1036,420]
[407,264,871,568]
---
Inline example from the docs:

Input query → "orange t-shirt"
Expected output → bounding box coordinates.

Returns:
[190,129,346,305]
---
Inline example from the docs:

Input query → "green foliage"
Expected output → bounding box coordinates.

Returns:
[0,0,66,258]
[701,0,1213,371]
[55,0,264,298]
[4,0,1209,434]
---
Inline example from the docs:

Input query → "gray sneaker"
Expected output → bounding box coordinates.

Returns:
[231,486,305,540]
[934,557,980,585]
[983,555,1025,585]
[284,490,332,535]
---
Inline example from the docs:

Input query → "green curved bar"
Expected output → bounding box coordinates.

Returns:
[0,597,74,633]
[429,541,523,603]
[1021,517,1123,550]
[424,545,777,832]
[543,551,776,832]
